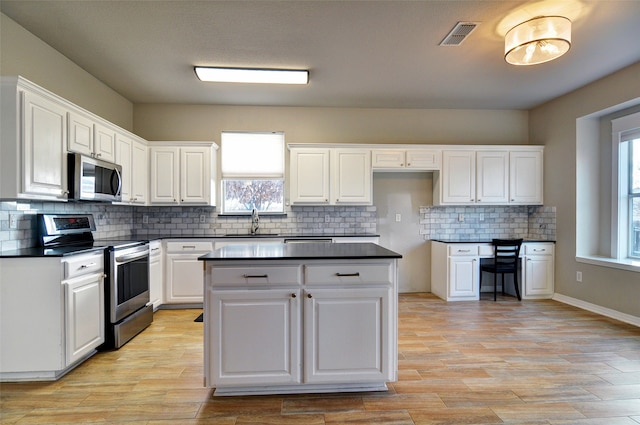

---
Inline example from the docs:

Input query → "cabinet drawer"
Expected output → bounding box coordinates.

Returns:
[478,244,493,257]
[305,263,393,285]
[210,266,302,287]
[448,245,479,256]
[165,241,213,253]
[63,252,104,279]
[524,243,554,255]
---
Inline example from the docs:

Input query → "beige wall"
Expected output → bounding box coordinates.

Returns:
[133,104,528,145]
[0,13,133,130]
[530,61,640,318]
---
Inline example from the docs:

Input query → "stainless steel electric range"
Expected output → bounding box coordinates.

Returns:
[38,214,153,349]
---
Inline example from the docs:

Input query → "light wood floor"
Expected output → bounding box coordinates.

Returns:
[2,293,640,424]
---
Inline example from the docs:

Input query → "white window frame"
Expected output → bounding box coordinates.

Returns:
[611,112,640,260]
[220,131,285,215]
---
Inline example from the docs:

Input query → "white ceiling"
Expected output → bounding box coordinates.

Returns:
[2,0,639,110]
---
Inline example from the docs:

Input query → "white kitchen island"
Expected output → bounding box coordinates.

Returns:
[199,242,401,396]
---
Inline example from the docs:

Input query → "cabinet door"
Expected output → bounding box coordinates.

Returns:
[371,150,405,168]
[524,255,554,298]
[64,273,105,366]
[510,150,543,204]
[476,150,509,204]
[303,287,391,383]
[290,148,330,204]
[441,150,475,204]
[21,90,68,199]
[115,133,133,202]
[165,254,205,303]
[148,241,163,309]
[131,140,148,204]
[333,149,372,204]
[448,256,479,299]
[207,288,301,386]
[180,147,211,204]
[406,149,441,170]
[93,122,116,163]
[68,111,94,156]
[150,147,179,204]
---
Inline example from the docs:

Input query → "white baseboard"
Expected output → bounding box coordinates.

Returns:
[552,293,640,327]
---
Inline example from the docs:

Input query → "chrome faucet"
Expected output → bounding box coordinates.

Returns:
[250,208,259,235]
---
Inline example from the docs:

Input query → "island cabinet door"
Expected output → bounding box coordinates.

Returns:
[303,287,392,384]
[207,289,301,386]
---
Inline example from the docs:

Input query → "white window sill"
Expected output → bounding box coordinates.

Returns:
[576,255,640,273]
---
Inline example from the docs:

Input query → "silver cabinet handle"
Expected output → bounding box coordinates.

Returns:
[182,245,196,249]
[80,263,96,269]
[458,249,471,253]
[291,293,297,298]
[336,272,360,277]
[307,293,313,299]
[243,274,268,278]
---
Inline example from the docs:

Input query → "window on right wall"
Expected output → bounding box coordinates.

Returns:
[612,111,640,260]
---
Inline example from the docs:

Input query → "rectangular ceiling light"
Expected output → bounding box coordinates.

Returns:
[194,67,309,84]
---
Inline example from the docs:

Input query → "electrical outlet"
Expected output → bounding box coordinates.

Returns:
[479,213,484,221]
[142,214,149,224]
[200,214,206,223]
[395,213,401,222]
[325,215,330,222]
[576,271,582,282]
[458,213,464,222]
[9,214,19,229]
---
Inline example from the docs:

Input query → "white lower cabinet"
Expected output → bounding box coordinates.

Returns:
[205,259,397,395]
[431,241,554,301]
[164,240,214,304]
[148,240,163,309]
[303,287,391,384]
[64,272,105,365]
[1,251,105,381]
[209,289,301,386]
[522,243,554,298]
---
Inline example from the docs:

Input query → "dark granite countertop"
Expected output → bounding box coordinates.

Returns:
[199,242,402,261]
[430,239,555,244]
[0,234,380,258]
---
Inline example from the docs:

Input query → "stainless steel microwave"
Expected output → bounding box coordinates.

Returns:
[68,153,122,202]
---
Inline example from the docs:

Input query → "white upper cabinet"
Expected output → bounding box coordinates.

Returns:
[93,122,117,163]
[290,148,331,204]
[476,150,509,204]
[372,148,441,171]
[68,111,116,163]
[434,147,543,206]
[149,142,216,205]
[0,78,69,201]
[333,149,371,204]
[289,146,372,205]
[509,150,543,204]
[438,150,476,204]
[115,132,148,205]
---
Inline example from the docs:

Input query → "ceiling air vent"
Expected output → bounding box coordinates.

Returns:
[439,22,480,46]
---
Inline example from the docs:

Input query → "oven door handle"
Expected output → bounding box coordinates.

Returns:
[115,251,148,263]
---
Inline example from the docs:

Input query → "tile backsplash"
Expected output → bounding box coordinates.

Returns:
[420,205,556,241]
[0,201,378,250]
[1,201,555,251]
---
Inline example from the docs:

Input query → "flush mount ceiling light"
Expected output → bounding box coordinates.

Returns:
[505,16,571,65]
[194,67,309,84]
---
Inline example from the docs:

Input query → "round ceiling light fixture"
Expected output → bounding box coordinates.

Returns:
[505,16,571,65]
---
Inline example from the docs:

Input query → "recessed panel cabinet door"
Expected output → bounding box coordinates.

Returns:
[441,150,475,204]
[333,149,372,204]
[448,256,479,299]
[303,287,391,383]
[290,148,330,203]
[208,289,301,386]
[180,147,210,204]
[476,150,509,204]
[510,150,543,204]
[21,90,68,199]
[150,147,179,204]
[64,274,105,366]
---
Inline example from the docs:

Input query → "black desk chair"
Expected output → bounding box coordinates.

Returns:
[480,238,523,301]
